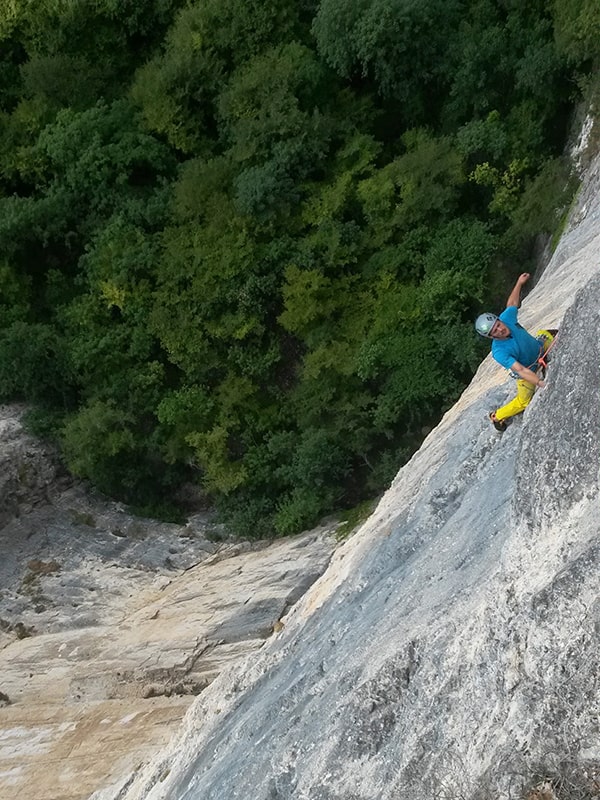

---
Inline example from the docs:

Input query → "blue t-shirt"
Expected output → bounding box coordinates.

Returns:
[491,306,541,371]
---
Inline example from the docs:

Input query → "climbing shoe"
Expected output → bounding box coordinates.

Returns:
[489,412,507,432]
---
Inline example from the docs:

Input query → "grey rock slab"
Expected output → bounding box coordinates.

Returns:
[0,527,335,799]
[0,412,336,799]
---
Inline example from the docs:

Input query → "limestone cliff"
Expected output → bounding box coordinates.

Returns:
[91,146,600,800]
[0,419,336,800]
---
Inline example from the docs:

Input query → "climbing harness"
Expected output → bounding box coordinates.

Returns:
[507,329,558,380]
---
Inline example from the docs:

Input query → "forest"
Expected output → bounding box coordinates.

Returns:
[0,0,597,536]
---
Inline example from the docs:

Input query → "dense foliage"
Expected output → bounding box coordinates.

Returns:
[0,0,594,534]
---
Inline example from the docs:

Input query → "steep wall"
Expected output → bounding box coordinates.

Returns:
[95,149,600,800]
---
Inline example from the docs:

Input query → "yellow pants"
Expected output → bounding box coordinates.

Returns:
[495,330,554,422]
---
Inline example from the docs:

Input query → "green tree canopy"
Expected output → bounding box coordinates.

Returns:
[0,0,587,534]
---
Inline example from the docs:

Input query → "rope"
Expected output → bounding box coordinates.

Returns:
[537,330,559,370]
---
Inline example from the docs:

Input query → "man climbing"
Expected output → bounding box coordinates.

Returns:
[475,272,555,432]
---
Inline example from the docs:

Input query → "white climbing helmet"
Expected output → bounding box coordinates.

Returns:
[475,312,499,337]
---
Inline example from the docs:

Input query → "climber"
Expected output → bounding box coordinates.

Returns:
[475,272,555,432]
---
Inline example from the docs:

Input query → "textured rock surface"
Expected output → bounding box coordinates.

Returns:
[93,149,600,800]
[0,422,336,800]
[0,404,63,529]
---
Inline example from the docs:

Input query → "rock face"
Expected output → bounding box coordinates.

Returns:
[0,419,336,800]
[91,149,600,800]
[0,404,63,528]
